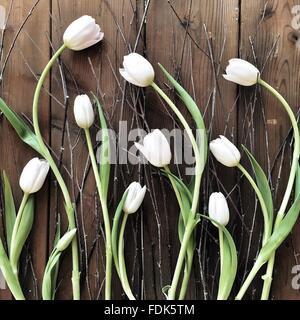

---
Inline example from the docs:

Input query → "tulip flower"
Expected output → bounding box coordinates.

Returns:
[208,192,230,227]
[119,53,155,87]
[223,58,260,86]
[63,15,104,51]
[210,135,241,167]
[135,129,172,168]
[74,94,95,129]
[123,182,147,214]
[19,158,50,194]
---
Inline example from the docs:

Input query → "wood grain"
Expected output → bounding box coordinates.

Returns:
[0,0,50,299]
[0,0,299,300]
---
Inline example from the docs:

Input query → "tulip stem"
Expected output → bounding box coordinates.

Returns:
[151,83,201,215]
[85,129,112,300]
[258,79,300,300]
[118,212,136,300]
[10,192,29,276]
[167,216,198,300]
[237,163,271,245]
[178,244,194,300]
[235,259,263,300]
[152,83,200,300]
[32,44,80,300]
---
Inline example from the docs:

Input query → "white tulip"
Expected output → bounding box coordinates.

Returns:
[123,182,147,214]
[63,15,104,51]
[135,129,172,168]
[74,94,95,129]
[19,158,50,194]
[210,135,241,167]
[223,58,260,86]
[209,192,230,227]
[119,53,155,87]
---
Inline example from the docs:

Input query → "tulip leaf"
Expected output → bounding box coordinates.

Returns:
[2,171,16,254]
[51,215,61,300]
[0,237,24,299]
[92,93,110,200]
[0,98,43,155]
[162,285,171,298]
[242,145,273,222]
[200,214,237,299]
[112,190,128,277]
[42,250,62,300]
[259,164,300,263]
[161,169,193,204]
[158,64,208,177]
[10,195,35,270]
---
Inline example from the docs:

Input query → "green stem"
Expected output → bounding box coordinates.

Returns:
[85,129,112,300]
[178,244,194,300]
[118,212,136,300]
[235,259,263,300]
[151,82,201,215]
[0,238,25,300]
[167,217,197,300]
[32,44,80,300]
[152,83,201,300]
[259,79,300,300]
[10,192,29,275]
[237,163,271,245]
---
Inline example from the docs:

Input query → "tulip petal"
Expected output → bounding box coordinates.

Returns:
[119,69,142,87]
[122,53,155,87]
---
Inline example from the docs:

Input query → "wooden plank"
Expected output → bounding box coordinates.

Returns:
[50,0,137,299]
[0,0,50,299]
[240,0,300,299]
[146,0,239,299]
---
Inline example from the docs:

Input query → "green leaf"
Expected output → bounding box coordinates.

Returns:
[260,165,300,263]
[42,250,62,300]
[92,93,110,200]
[2,171,16,253]
[200,214,237,299]
[111,190,128,277]
[0,238,24,299]
[219,227,238,299]
[242,145,273,222]
[0,98,43,155]
[51,215,61,300]
[295,164,300,200]
[162,285,171,299]
[10,195,35,269]
[158,64,208,179]
[161,169,193,204]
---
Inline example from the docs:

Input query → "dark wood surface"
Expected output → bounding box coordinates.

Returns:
[0,0,300,300]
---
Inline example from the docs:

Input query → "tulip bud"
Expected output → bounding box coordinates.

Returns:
[119,53,155,87]
[19,158,50,194]
[63,15,104,51]
[135,129,172,168]
[209,192,230,227]
[210,135,241,167]
[56,229,77,252]
[223,58,260,86]
[123,182,147,214]
[74,94,95,129]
